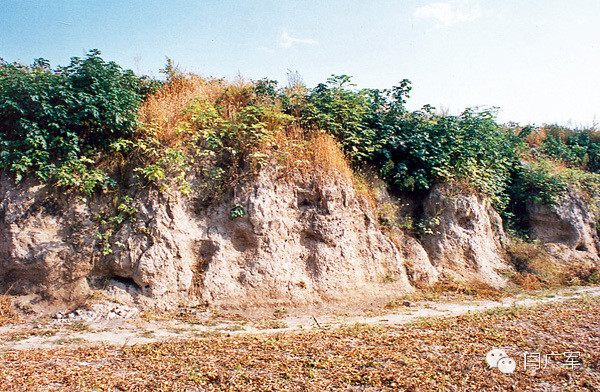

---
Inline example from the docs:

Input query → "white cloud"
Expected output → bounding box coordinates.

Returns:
[256,46,275,53]
[256,31,318,53]
[278,31,318,49]
[414,0,482,29]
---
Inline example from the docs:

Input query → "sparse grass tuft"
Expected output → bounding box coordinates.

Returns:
[506,238,548,289]
[257,320,288,330]
[506,238,600,289]
[352,169,378,210]
[484,304,523,318]
[0,292,17,326]
[216,324,245,332]
[428,278,504,300]
[311,133,354,181]
[66,320,91,332]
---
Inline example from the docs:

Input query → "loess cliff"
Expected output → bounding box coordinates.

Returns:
[2,54,600,313]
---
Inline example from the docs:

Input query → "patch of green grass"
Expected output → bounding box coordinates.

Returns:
[216,324,245,332]
[51,337,86,345]
[139,330,155,338]
[65,320,91,332]
[257,320,288,330]
[484,304,523,318]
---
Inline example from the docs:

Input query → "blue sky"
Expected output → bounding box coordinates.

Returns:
[1,0,599,126]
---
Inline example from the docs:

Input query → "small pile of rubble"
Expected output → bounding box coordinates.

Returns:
[55,302,139,322]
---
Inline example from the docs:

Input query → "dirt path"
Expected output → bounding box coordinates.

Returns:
[2,285,600,352]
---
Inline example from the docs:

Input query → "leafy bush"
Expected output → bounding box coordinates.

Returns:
[183,98,290,168]
[290,75,375,163]
[380,108,520,204]
[229,204,246,220]
[0,50,156,192]
[542,135,587,166]
[293,75,521,208]
[512,161,568,205]
[4,49,593,236]
[179,90,292,201]
[503,158,600,239]
[133,139,191,194]
[534,124,600,172]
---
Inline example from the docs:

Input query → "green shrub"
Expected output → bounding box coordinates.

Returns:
[230,204,246,220]
[538,124,600,173]
[378,108,520,205]
[181,95,291,167]
[4,51,592,231]
[292,75,521,209]
[542,135,587,166]
[292,74,381,164]
[0,50,157,193]
[513,161,568,206]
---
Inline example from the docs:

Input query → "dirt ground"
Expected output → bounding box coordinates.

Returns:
[1,287,600,391]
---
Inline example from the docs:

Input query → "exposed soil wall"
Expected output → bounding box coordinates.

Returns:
[0,168,435,311]
[4,168,599,313]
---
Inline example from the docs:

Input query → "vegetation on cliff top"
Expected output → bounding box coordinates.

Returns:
[2,50,600,230]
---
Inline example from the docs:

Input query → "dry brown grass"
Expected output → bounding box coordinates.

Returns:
[506,238,600,289]
[506,239,568,289]
[139,72,354,178]
[506,239,546,271]
[138,74,216,145]
[351,169,379,210]
[274,123,382,207]
[137,74,378,212]
[0,292,17,326]
[274,129,352,180]
[526,127,547,148]
[528,256,567,287]
[429,278,504,300]
[137,74,253,146]
[526,124,600,150]
[273,129,380,210]
[390,277,505,304]
[311,133,353,181]
[511,272,544,291]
